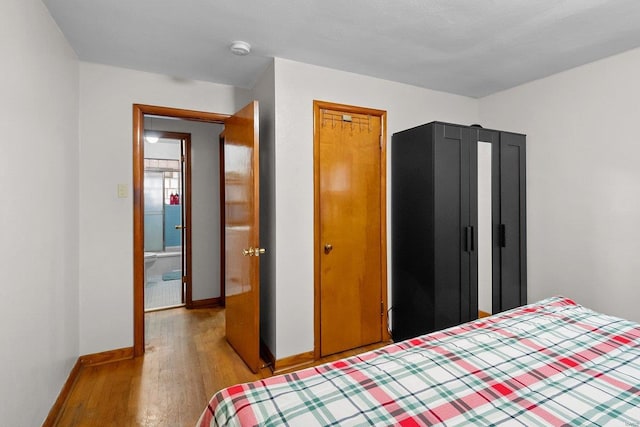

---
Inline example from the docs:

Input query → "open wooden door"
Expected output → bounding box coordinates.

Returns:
[224,101,261,373]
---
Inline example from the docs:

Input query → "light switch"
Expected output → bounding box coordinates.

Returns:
[117,184,128,198]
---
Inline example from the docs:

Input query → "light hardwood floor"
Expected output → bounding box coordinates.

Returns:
[55,307,385,426]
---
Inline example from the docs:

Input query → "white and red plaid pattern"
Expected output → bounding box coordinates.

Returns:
[198,297,640,426]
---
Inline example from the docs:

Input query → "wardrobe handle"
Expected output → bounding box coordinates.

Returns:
[465,227,471,252]
[499,224,506,247]
[470,226,475,252]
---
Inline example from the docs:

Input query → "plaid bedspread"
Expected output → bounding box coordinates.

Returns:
[198,297,640,426]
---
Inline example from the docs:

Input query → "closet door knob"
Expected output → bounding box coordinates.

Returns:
[324,244,333,254]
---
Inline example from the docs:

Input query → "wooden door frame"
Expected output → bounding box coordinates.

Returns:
[133,104,229,357]
[312,100,389,360]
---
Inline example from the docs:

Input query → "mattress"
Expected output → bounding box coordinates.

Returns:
[198,296,640,426]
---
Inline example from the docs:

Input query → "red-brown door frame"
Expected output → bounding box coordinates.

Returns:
[133,104,229,357]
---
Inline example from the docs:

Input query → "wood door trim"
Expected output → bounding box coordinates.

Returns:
[133,104,229,357]
[312,100,389,360]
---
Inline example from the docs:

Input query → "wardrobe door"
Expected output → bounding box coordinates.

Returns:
[391,124,434,341]
[433,124,476,330]
[499,132,527,310]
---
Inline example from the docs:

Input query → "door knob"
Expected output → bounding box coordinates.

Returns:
[175,225,185,230]
[242,247,266,257]
[242,248,255,256]
[324,244,333,254]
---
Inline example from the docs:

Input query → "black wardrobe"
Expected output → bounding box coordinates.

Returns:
[391,122,526,341]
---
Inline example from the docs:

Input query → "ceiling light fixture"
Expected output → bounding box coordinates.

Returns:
[145,116,159,143]
[230,40,251,56]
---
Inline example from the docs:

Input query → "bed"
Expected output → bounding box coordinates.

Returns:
[198,297,640,426]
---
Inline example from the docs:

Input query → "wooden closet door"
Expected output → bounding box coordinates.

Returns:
[317,106,385,357]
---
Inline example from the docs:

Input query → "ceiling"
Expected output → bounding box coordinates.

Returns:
[42,0,640,98]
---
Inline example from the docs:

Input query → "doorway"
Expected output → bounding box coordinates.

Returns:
[313,101,389,358]
[133,103,262,371]
[143,130,191,311]
[133,105,230,357]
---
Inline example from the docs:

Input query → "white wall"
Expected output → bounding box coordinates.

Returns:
[479,47,640,322]
[0,0,79,425]
[150,117,225,301]
[271,58,479,358]
[78,62,250,354]
[144,138,181,160]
